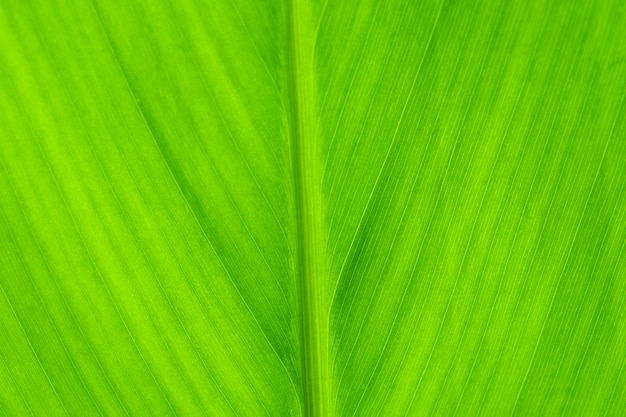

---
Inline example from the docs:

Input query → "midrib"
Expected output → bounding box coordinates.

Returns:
[288,0,328,416]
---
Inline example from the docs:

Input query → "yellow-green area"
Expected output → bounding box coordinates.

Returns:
[0,0,625,416]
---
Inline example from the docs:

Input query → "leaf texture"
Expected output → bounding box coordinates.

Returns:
[0,0,625,416]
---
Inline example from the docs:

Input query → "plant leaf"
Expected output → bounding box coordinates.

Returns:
[1,0,625,416]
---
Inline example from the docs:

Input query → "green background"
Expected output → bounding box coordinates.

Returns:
[0,0,625,415]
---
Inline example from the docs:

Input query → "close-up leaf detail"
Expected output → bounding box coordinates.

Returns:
[0,0,625,416]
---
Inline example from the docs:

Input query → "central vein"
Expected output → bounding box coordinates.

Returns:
[289,0,328,416]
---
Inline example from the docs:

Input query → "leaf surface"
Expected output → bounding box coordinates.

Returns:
[1,0,625,416]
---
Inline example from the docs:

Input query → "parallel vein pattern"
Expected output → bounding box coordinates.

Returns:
[317,0,626,416]
[1,0,625,416]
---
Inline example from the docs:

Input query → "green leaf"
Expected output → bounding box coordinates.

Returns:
[1,0,625,416]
